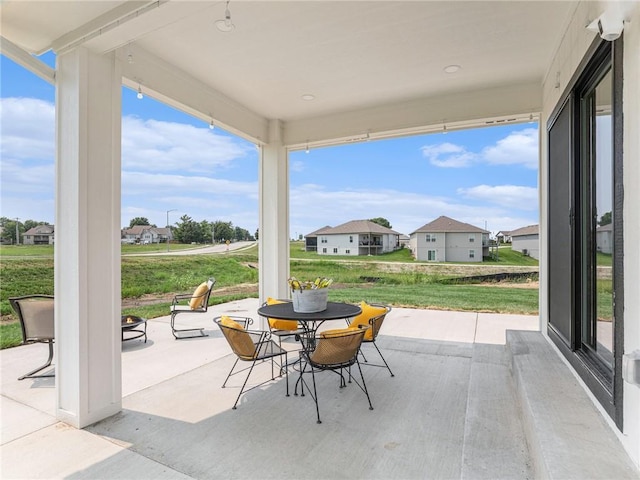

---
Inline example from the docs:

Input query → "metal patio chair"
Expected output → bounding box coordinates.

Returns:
[214,315,289,409]
[347,302,394,377]
[170,277,215,339]
[262,297,306,348]
[299,327,373,424]
[9,295,55,380]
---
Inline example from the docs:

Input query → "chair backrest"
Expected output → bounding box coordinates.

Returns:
[215,316,258,360]
[350,302,392,341]
[264,297,298,331]
[189,277,216,310]
[9,295,55,342]
[310,328,366,368]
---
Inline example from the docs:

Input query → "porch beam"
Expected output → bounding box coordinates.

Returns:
[284,81,541,148]
[0,36,55,84]
[55,47,122,428]
[119,46,269,146]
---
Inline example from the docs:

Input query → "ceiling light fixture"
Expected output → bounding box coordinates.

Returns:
[529,114,535,123]
[442,124,448,134]
[305,142,310,154]
[444,64,461,74]
[209,116,215,130]
[137,85,143,100]
[301,94,315,101]
[216,1,235,32]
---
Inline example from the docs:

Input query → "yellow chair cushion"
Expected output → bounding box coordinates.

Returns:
[320,328,354,338]
[266,297,298,331]
[220,316,255,358]
[348,302,387,340]
[189,282,209,310]
[220,315,245,330]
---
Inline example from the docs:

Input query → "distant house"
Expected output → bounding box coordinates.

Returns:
[22,224,55,245]
[122,225,172,244]
[307,220,401,256]
[496,230,512,244]
[596,223,613,254]
[409,216,489,262]
[510,224,539,259]
[304,225,333,252]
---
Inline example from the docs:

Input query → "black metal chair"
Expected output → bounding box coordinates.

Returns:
[262,297,306,348]
[299,327,373,424]
[170,277,215,339]
[9,295,55,380]
[214,315,289,409]
[347,302,394,377]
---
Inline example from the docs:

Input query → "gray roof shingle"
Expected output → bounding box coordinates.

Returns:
[411,216,488,234]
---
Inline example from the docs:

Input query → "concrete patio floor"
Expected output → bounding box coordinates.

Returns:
[1,299,637,479]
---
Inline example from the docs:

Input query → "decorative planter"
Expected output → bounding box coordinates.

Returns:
[291,288,328,313]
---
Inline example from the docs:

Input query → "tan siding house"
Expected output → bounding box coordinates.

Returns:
[409,216,489,262]
[510,224,539,259]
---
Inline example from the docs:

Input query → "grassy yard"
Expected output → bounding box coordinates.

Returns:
[1,243,540,349]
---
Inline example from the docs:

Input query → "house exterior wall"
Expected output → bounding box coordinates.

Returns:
[540,0,640,467]
[317,233,396,256]
[512,234,540,259]
[596,230,613,254]
[411,232,445,262]
[445,232,483,263]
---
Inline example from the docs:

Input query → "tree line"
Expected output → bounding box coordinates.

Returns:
[0,217,48,244]
[127,216,255,244]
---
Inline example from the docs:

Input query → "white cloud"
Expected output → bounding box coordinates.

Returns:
[480,128,538,169]
[422,127,539,170]
[421,142,476,168]
[122,116,252,173]
[0,97,55,161]
[457,184,538,210]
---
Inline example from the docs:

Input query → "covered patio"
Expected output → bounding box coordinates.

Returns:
[3,300,637,478]
[1,0,639,476]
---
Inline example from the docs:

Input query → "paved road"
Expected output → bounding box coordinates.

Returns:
[125,241,256,256]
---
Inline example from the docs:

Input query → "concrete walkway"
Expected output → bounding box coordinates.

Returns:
[1,300,636,479]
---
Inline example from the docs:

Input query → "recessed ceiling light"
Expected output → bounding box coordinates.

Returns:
[301,94,315,101]
[444,64,462,74]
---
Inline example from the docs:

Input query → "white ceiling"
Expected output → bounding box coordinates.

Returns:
[1,1,578,144]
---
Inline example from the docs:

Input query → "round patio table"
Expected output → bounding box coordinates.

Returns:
[257,301,361,331]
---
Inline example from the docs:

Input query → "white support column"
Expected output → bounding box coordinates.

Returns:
[55,48,122,428]
[258,119,290,328]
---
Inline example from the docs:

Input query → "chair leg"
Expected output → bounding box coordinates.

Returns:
[232,359,258,410]
[19,342,54,381]
[372,342,394,377]
[355,359,374,411]
[222,358,240,388]
[171,313,208,339]
[310,366,321,424]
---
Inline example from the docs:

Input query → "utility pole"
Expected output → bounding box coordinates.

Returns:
[15,217,20,245]
[166,210,176,252]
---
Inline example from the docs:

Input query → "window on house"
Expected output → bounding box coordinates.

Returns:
[469,250,475,258]
[349,236,353,243]
[333,248,338,253]
[427,250,436,261]
[426,234,436,242]
[322,248,327,253]
[469,235,475,243]
[345,249,350,254]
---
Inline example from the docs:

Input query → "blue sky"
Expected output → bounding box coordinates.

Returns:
[1,53,538,238]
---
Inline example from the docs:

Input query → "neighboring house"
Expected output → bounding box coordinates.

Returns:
[122,225,172,244]
[596,223,613,254]
[409,216,489,262]
[510,224,539,259]
[22,224,55,245]
[304,225,332,252]
[308,220,402,256]
[496,230,512,244]
[398,233,410,248]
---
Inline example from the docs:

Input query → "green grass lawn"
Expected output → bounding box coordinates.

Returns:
[0,243,198,257]
[1,243,540,349]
